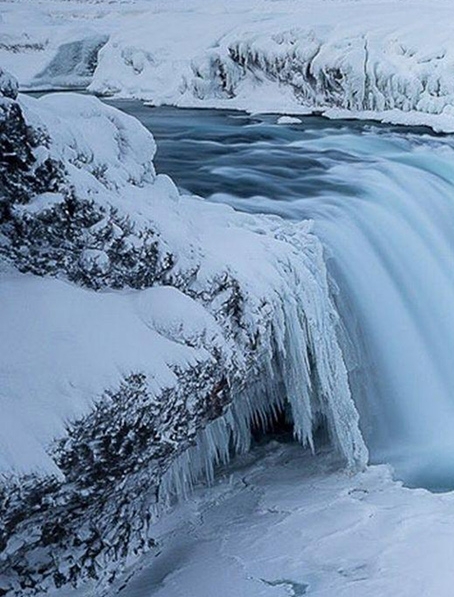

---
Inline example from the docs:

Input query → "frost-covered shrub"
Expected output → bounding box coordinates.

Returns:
[0,71,172,290]
[0,68,64,214]
[6,196,173,289]
[0,367,231,594]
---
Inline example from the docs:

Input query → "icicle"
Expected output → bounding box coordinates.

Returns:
[159,220,368,508]
[158,367,286,505]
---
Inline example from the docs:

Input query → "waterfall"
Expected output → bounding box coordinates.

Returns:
[126,104,454,491]
[243,128,454,490]
[308,133,454,489]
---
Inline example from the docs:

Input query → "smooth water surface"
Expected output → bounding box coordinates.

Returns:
[111,101,454,492]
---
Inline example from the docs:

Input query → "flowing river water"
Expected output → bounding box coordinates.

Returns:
[110,101,454,492]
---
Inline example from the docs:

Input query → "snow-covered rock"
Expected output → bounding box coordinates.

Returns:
[0,69,366,594]
[277,115,302,125]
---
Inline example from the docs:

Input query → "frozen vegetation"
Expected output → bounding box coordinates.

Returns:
[3,0,454,129]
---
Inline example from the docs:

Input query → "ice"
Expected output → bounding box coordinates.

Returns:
[159,227,368,503]
[101,442,454,597]
[34,35,108,89]
[277,116,302,125]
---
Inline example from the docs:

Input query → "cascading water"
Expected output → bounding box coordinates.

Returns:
[112,101,454,491]
[308,139,454,490]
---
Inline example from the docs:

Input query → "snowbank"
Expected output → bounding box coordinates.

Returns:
[2,88,366,477]
[3,0,454,129]
[0,273,220,477]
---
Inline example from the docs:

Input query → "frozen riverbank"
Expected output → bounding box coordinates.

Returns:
[0,68,368,594]
[3,0,454,130]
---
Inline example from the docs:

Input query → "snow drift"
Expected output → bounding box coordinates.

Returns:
[0,68,366,594]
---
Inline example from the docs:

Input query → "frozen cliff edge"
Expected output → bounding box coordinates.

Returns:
[0,68,366,595]
[3,1,454,131]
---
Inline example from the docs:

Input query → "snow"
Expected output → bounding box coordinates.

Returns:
[20,92,157,189]
[277,115,302,125]
[0,270,199,477]
[59,441,454,597]
[4,0,454,129]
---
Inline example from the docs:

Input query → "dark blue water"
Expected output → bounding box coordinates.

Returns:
[110,102,445,208]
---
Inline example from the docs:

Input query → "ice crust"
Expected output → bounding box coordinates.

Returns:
[109,442,454,597]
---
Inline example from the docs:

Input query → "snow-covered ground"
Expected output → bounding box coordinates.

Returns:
[3,0,454,129]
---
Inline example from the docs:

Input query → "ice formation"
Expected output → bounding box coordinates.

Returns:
[0,68,366,594]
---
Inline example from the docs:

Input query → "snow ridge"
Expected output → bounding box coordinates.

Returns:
[86,5,454,130]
